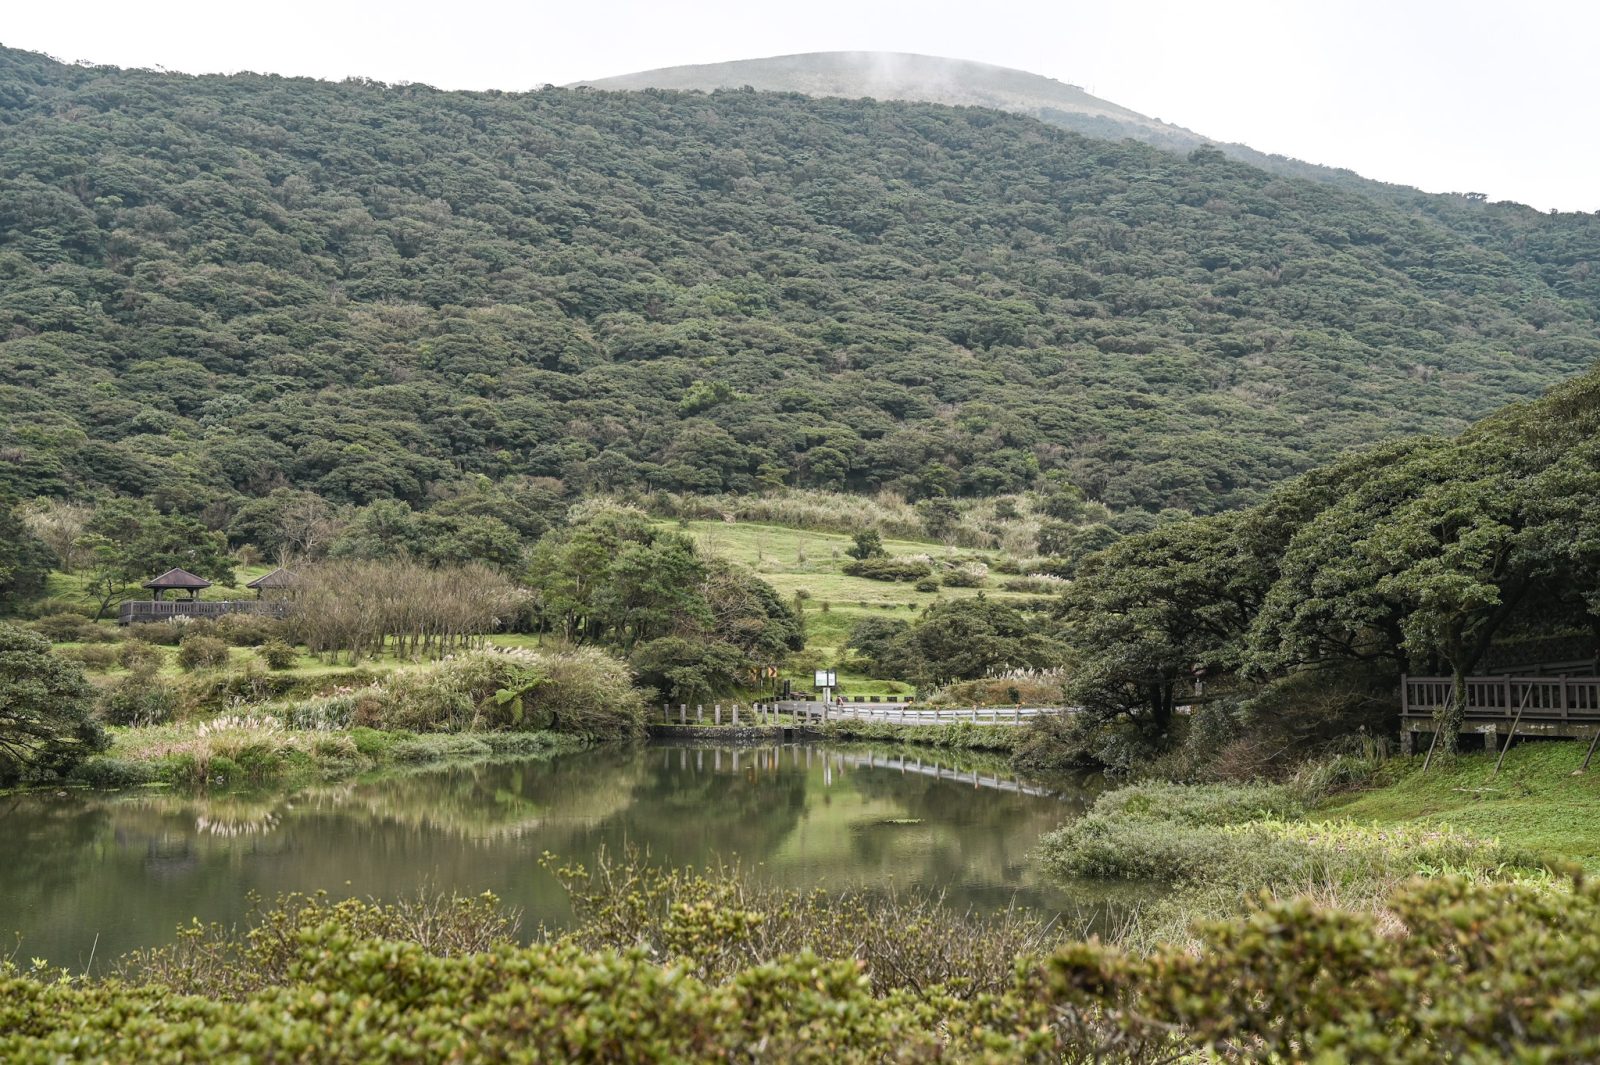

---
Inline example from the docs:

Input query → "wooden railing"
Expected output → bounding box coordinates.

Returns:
[118,600,290,624]
[1402,675,1600,723]
[658,702,1072,727]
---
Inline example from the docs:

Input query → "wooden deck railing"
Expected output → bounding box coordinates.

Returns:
[1403,674,1600,723]
[118,600,291,624]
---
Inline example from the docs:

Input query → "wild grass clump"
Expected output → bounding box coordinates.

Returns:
[113,890,520,998]
[553,849,1066,997]
[353,647,645,736]
[57,643,119,671]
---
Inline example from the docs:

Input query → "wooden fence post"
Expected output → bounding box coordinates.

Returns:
[715,704,722,726]
[679,704,686,725]
[732,703,740,726]
[696,704,703,724]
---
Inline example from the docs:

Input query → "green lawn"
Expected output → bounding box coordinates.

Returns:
[672,519,1034,696]
[1322,741,1600,869]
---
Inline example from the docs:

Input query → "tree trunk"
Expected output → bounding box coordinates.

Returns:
[1438,668,1467,757]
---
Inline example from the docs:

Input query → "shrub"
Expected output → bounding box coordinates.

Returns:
[318,649,646,737]
[98,672,179,726]
[553,849,1058,996]
[177,635,230,671]
[113,890,521,998]
[1001,574,1067,594]
[118,639,167,671]
[841,556,933,582]
[257,639,297,670]
[136,618,216,646]
[68,755,156,789]
[940,562,988,588]
[22,598,95,620]
[11,876,1600,1061]
[913,576,939,592]
[59,644,119,671]
[214,613,282,647]
[31,612,96,642]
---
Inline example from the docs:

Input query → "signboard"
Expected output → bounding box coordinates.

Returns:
[813,669,837,688]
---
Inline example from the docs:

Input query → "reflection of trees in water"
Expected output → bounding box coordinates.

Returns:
[766,745,1094,915]
[294,752,643,840]
[583,744,810,870]
[5,743,1102,968]
[1,794,117,924]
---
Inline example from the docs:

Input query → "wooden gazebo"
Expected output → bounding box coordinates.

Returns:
[143,568,212,602]
[245,567,299,599]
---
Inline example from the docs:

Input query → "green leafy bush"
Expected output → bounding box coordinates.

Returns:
[214,614,282,647]
[117,639,166,671]
[841,556,934,582]
[30,613,99,642]
[176,635,230,671]
[58,644,119,671]
[9,870,1600,1061]
[68,755,156,789]
[97,672,179,727]
[256,639,297,670]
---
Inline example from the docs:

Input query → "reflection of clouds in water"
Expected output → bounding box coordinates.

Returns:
[195,811,281,837]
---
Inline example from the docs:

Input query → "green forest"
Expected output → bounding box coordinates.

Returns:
[4,43,1600,535]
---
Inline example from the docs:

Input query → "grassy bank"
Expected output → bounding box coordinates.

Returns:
[1323,741,1600,870]
[75,723,589,789]
[1038,753,1555,948]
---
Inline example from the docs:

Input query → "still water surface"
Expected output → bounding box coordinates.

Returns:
[2,742,1095,967]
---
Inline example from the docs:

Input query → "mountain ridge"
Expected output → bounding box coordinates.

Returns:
[1,43,1598,531]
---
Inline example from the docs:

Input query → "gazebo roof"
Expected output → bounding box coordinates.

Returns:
[143,567,212,591]
[246,567,299,590]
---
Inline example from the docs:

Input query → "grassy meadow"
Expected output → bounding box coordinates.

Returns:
[674,519,1037,697]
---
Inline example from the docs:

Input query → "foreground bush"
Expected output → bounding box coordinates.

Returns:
[552,849,1060,996]
[9,872,1600,1061]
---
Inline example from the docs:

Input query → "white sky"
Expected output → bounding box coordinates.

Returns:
[6,0,1598,212]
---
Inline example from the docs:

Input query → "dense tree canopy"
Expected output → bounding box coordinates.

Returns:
[1055,362,1600,753]
[525,507,802,701]
[2,45,1598,536]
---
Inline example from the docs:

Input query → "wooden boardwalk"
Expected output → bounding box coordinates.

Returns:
[661,743,1060,797]
[659,701,1072,727]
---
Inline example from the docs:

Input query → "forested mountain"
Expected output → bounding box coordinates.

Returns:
[3,44,1599,529]
[582,51,1600,293]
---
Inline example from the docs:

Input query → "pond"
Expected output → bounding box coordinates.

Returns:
[1,742,1099,968]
